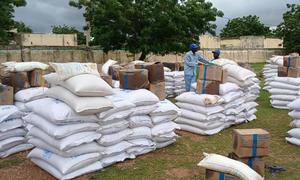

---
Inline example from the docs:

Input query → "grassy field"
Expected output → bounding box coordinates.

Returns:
[1,63,300,180]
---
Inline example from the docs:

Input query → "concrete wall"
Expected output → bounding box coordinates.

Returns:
[0,47,284,64]
[199,35,220,49]
[264,38,283,49]
[220,39,241,49]
[19,34,77,47]
[200,35,283,49]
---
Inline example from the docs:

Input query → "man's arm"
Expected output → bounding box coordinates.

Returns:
[198,54,213,64]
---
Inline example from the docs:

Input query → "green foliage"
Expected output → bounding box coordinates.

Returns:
[70,0,223,58]
[52,25,86,45]
[0,0,26,44]
[276,4,300,53]
[220,15,270,38]
[14,21,32,33]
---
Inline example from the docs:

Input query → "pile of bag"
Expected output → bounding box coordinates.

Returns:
[164,72,175,97]
[263,56,283,92]
[175,62,260,135]
[150,100,180,148]
[24,62,179,179]
[164,71,185,97]
[286,99,300,146]
[0,105,33,158]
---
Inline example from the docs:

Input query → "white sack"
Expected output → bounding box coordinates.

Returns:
[28,127,101,151]
[197,153,263,180]
[50,62,99,81]
[25,98,99,124]
[45,86,113,115]
[175,92,223,106]
[14,87,48,103]
[24,113,99,139]
[0,105,23,123]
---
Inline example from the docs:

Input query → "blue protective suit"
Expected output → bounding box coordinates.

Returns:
[184,51,210,92]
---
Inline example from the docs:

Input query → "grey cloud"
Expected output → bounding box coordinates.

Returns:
[13,0,300,34]
[208,0,300,33]
[14,0,85,33]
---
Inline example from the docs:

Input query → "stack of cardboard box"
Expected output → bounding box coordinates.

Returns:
[231,129,269,177]
[135,62,166,100]
[196,64,227,95]
[0,67,50,93]
[204,129,269,179]
[278,55,300,78]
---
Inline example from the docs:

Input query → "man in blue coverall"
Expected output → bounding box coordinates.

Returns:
[184,43,211,92]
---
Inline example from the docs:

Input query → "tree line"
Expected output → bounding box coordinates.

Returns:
[0,0,299,56]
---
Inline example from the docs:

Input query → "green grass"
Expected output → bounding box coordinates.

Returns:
[0,156,24,170]
[91,63,300,180]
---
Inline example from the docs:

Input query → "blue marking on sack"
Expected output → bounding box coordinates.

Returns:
[288,56,291,67]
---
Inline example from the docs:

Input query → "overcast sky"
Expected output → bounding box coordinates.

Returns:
[14,0,300,34]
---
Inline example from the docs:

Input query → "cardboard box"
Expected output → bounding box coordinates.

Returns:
[278,66,288,77]
[228,152,265,176]
[205,169,238,180]
[8,72,30,92]
[233,129,270,158]
[283,55,300,68]
[196,80,220,95]
[108,65,123,80]
[100,74,113,87]
[149,82,166,101]
[288,67,300,78]
[28,69,49,87]
[119,69,149,90]
[198,64,223,82]
[135,62,165,83]
[0,84,13,105]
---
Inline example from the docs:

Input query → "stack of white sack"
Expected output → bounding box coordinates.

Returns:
[164,71,185,97]
[164,72,175,97]
[25,62,115,179]
[269,77,300,109]
[262,56,283,92]
[286,99,300,146]
[175,93,231,135]
[174,71,186,95]
[0,105,33,158]
[175,62,260,135]
[219,63,260,122]
[150,99,180,148]
[25,63,180,179]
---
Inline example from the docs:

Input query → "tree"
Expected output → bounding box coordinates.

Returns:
[14,21,32,33]
[220,15,270,38]
[52,25,86,45]
[70,0,223,60]
[0,0,27,44]
[276,4,300,53]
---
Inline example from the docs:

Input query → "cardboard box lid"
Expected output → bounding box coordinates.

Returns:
[234,129,269,135]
